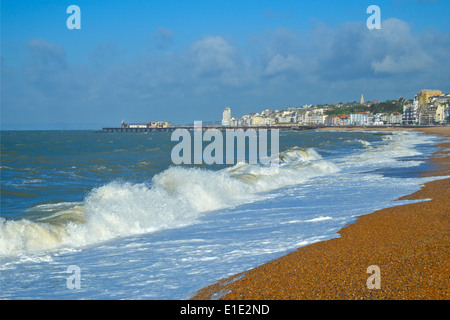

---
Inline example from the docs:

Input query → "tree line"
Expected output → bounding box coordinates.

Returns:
[324,100,406,116]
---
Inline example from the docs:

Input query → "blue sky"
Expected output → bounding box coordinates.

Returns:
[2,0,450,129]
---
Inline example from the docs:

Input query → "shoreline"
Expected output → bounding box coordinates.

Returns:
[191,126,450,300]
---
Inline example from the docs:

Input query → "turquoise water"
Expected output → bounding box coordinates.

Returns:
[0,129,443,299]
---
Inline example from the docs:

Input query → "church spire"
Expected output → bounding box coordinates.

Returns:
[359,93,365,104]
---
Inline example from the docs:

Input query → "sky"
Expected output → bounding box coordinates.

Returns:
[1,0,450,129]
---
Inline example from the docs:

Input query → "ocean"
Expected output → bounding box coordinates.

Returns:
[0,129,443,299]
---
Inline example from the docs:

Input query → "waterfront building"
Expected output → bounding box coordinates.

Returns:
[435,105,446,124]
[378,113,389,124]
[240,114,251,126]
[417,90,442,123]
[373,113,383,125]
[222,107,231,126]
[389,112,402,125]
[276,110,295,124]
[296,110,309,125]
[309,109,325,125]
[339,115,350,126]
[418,89,442,106]
[372,119,384,126]
[430,95,450,124]
[402,104,417,125]
[324,115,341,126]
[252,114,266,126]
[265,117,275,126]
[422,105,438,125]
[350,112,369,126]
[416,90,446,124]
[403,95,420,125]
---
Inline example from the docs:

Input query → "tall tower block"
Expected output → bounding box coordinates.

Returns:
[222,107,231,126]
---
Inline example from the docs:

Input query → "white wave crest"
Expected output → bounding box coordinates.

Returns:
[1,148,338,257]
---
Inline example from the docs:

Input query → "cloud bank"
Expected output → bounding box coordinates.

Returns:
[2,18,449,129]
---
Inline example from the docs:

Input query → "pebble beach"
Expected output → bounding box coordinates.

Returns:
[192,126,450,300]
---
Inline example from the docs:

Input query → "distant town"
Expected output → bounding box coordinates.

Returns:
[111,88,449,132]
[221,89,449,128]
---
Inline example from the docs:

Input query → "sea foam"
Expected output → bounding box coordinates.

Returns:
[0,147,338,256]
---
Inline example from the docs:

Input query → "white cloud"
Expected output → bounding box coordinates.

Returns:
[190,36,236,76]
[371,52,434,74]
[369,18,435,74]
[264,53,302,76]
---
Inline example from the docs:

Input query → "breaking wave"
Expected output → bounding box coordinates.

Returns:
[341,131,433,169]
[0,147,338,256]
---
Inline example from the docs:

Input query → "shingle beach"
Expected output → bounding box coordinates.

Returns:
[192,127,449,300]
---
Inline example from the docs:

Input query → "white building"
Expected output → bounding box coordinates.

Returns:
[222,107,231,126]
[403,96,419,125]
[297,110,311,124]
[241,114,252,126]
[252,114,266,126]
[350,112,369,126]
[265,117,275,126]
[276,110,294,124]
[310,110,325,125]
[389,113,402,125]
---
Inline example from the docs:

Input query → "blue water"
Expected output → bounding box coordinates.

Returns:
[0,129,445,299]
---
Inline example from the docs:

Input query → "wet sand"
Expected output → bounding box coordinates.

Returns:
[192,126,450,300]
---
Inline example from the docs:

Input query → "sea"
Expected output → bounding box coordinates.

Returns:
[0,129,445,299]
